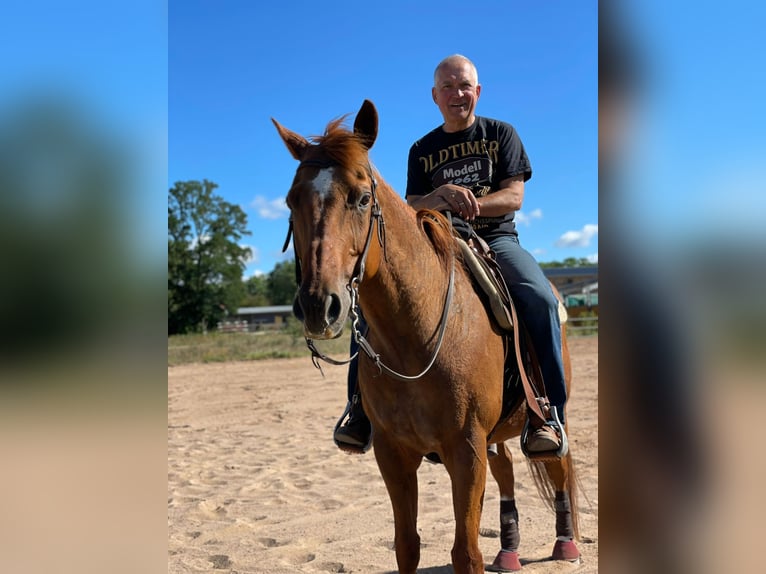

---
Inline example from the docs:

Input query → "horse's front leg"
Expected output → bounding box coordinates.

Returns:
[443,434,489,574]
[373,433,422,574]
[487,441,522,572]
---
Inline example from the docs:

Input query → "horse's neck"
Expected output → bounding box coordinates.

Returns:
[359,190,449,339]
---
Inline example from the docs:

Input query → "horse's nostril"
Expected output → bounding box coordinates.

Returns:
[326,293,342,325]
[293,290,344,335]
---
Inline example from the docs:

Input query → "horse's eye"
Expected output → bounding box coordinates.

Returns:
[358,192,372,208]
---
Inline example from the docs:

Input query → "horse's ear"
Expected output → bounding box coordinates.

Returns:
[272,118,309,160]
[353,99,378,150]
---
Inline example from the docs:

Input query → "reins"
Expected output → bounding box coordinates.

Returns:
[288,159,455,381]
[350,213,456,382]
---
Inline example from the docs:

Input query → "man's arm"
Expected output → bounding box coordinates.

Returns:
[475,174,524,217]
[406,174,524,221]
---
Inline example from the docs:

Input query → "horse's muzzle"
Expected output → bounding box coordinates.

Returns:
[292,289,347,339]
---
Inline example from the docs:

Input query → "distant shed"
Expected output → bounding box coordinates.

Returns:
[235,305,293,331]
[543,266,599,308]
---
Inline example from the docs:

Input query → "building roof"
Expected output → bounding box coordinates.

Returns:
[542,266,598,279]
[237,305,293,315]
[543,266,599,297]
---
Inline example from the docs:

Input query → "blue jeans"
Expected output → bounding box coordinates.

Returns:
[488,234,567,419]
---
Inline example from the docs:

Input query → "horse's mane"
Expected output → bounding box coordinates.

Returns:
[417,210,459,266]
[308,116,370,174]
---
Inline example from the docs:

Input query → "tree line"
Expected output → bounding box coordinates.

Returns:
[168,180,297,335]
[168,180,595,335]
[539,257,597,268]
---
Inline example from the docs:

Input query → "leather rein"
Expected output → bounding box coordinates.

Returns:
[283,159,456,382]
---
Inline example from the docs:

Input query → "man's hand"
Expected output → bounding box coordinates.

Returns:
[408,184,480,220]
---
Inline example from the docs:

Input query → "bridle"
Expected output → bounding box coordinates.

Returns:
[282,158,456,382]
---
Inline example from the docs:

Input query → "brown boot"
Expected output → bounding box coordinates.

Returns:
[526,424,561,453]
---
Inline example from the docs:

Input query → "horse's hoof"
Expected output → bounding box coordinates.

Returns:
[552,539,580,561]
[486,549,522,572]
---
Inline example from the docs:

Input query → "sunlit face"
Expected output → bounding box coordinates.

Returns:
[432,59,481,132]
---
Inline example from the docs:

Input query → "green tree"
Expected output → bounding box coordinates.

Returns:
[267,260,298,305]
[168,180,251,334]
[242,274,270,307]
[540,258,598,268]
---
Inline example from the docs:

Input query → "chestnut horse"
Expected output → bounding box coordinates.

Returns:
[273,100,579,574]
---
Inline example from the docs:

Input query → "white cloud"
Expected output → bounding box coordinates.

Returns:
[515,208,543,226]
[586,252,598,264]
[241,244,259,265]
[250,195,290,220]
[555,224,598,248]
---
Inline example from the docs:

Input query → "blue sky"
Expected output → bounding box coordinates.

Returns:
[1,1,167,269]
[609,1,766,254]
[169,1,598,276]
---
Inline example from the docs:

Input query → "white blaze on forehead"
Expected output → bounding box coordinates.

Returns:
[310,167,335,201]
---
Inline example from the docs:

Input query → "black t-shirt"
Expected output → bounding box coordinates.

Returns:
[406,116,532,240]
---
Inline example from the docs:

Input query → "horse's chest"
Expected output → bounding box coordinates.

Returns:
[366,385,462,442]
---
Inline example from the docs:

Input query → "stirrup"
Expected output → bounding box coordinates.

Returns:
[520,407,568,460]
[333,400,373,454]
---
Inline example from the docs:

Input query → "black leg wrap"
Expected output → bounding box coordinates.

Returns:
[554,491,574,539]
[500,499,520,552]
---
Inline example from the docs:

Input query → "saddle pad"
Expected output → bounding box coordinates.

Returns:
[456,238,514,331]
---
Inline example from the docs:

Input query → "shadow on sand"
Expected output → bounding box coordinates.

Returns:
[384,566,453,574]
[382,554,576,573]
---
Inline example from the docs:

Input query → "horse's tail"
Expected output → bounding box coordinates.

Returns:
[416,209,458,266]
[527,451,581,540]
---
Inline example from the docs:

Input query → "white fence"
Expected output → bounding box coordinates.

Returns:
[217,320,249,333]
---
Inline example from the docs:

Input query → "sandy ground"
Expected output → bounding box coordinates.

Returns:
[168,336,598,573]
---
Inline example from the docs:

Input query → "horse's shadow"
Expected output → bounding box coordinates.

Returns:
[383,567,453,574]
[382,556,560,573]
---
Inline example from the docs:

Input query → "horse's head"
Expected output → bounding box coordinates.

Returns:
[272,100,380,339]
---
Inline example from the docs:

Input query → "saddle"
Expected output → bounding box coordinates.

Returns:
[455,232,568,459]
[456,234,568,330]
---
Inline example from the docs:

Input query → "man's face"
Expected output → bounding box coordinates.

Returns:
[432,60,481,130]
